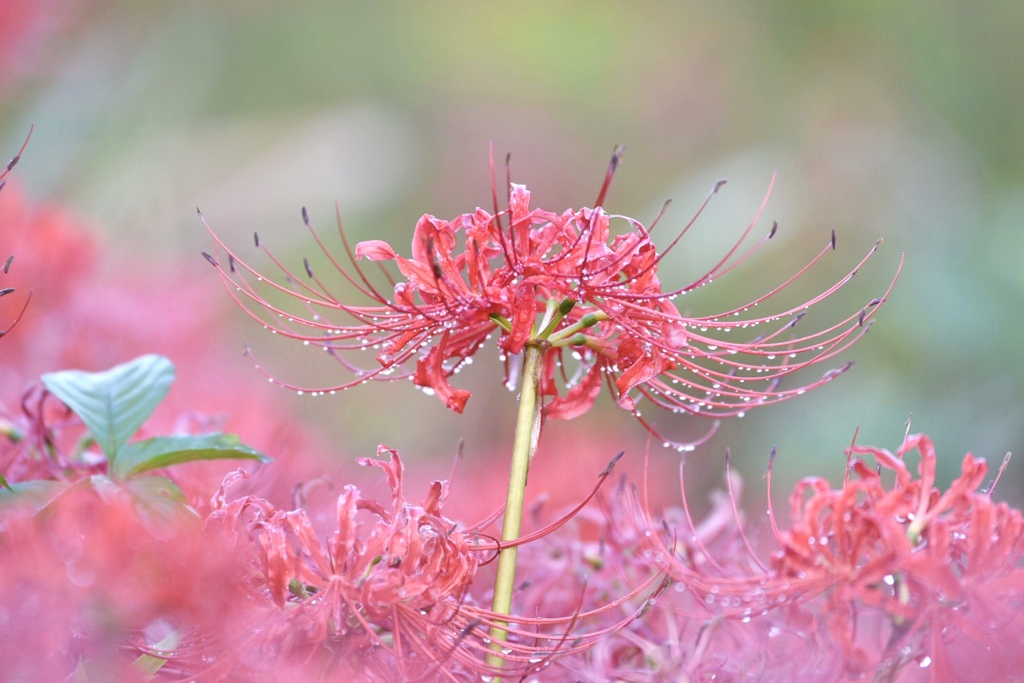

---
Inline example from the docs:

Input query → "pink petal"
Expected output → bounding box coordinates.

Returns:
[354,239,397,261]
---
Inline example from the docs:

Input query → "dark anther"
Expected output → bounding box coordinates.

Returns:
[0,287,14,297]
[831,229,837,250]
[201,252,219,267]
[599,451,625,477]
[228,254,236,272]
[6,155,19,172]
[460,619,482,638]
[868,297,883,307]
[304,258,313,278]
[301,207,310,225]
[769,221,778,239]
[713,179,727,194]
[3,256,12,274]
[858,309,866,327]
[254,232,260,247]
[610,144,624,170]
[787,312,807,329]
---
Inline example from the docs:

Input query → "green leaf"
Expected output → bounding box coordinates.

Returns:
[112,433,271,479]
[0,471,11,493]
[41,355,175,464]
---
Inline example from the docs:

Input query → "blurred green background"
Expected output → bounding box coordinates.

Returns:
[3,1,1022,510]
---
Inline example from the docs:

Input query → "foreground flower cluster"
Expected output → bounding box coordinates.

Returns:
[3,389,1020,681]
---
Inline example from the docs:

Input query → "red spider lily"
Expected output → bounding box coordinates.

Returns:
[614,434,1024,680]
[198,447,663,681]
[770,433,1024,679]
[201,151,901,449]
[206,447,481,679]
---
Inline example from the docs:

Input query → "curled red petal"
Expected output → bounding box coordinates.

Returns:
[353,239,398,261]
[545,362,605,420]
[413,331,472,413]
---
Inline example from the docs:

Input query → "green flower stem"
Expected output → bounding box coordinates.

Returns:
[486,341,544,673]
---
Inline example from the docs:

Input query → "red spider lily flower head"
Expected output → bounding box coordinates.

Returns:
[205,447,485,679]
[769,433,1024,678]
[202,149,901,449]
[201,446,657,680]
[620,433,1024,680]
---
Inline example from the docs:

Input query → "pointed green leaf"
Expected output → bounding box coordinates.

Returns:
[0,471,11,493]
[41,355,175,463]
[112,433,271,479]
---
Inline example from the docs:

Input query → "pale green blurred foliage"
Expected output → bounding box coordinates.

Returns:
[3,1,1021,508]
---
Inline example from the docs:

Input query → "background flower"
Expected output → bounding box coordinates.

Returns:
[603,433,1024,681]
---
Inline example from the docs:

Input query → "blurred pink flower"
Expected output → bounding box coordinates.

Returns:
[604,433,1024,681]
[0,0,80,87]
[0,478,257,682]
[197,446,659,681]
[206,447,482,680]
[203,153,900,448]
[772,433,1024,678]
